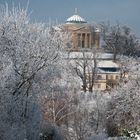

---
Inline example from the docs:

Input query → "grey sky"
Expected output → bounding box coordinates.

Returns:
[0,0,140,37]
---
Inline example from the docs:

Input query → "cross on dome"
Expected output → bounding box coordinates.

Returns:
[74,8,78,14]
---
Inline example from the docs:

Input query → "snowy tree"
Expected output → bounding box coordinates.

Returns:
[106,57,140,137]
[40,62,79,123]
[64,91,110,140]
[70,48,101,92]
[100,22,139,61]
[0,5,69,140]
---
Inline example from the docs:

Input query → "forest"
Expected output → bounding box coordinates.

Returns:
[0,5,140,140]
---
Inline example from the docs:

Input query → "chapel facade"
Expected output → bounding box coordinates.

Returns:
[62,12,100,51]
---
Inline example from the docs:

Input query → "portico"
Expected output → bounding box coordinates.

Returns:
[62,12,100,50]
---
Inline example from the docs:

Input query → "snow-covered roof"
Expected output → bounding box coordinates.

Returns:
[66,52,95,59]
[65,52,114,60]
[66,14,87,24]
[95,28,100,32]
[98,61,119,68]
[52,26,62,31]
[98,53,113,59]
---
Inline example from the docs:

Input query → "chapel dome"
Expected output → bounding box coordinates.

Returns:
[66,14,87,24]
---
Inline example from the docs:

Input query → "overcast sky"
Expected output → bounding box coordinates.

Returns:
[0,0,140,37]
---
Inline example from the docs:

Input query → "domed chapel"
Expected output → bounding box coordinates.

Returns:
[60,10,100,51]
[53,10,121,91]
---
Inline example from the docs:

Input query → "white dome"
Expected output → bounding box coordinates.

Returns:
[66,14,87,23]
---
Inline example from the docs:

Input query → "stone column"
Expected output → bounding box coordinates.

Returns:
[77,33,81,49]
[80,33,82,48]
[85,33,88,48]
[89,33,91,48]
[72,33,76,49]
[87,33,89,48]
[95,30,100,48]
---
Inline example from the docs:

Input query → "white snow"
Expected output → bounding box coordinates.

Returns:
[98,60,119,68]
[66,14,86,23]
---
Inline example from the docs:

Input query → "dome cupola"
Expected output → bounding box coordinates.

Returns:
[66,9,87,24]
